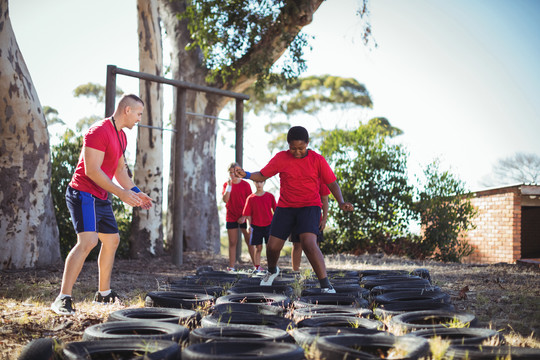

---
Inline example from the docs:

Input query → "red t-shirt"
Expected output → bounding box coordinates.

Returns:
[69,119,126,200]
[222,180,252,222]
[320,181,331,196]
[242,192,277,227]
[261,150,337,208]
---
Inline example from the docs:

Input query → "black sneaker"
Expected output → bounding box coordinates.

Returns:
[93,290,121,304]
[51,296,76,315]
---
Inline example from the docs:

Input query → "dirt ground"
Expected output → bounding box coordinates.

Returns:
[1,251,539,359]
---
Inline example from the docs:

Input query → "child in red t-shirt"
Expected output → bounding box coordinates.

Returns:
[222,162,255,271]
[235,126,354,292]
[239,180,277,272]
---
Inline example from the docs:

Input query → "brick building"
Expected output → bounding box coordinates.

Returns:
[462,184,540,264]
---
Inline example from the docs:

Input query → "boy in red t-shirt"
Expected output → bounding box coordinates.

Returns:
[239,180,277,272]
[222,162,255,271]
[235,126,354,292]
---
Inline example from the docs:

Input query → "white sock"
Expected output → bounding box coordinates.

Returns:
[99,289,111,296]
[57,293,71,300]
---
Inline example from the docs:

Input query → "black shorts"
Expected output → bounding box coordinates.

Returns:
[65,186,118,234]
[226,222,248,230]
[250,225,271,246]
[270,206,321,241]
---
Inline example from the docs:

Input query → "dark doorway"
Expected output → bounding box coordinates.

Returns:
[521,206,540,259]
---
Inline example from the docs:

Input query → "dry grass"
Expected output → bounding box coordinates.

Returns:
[1,251,539,359]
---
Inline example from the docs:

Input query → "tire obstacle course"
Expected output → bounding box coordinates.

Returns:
[18,266,540,360]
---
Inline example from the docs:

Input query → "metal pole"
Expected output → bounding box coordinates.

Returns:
[235,99,245,263]
[105,65,117,117]
[172,88,186,267]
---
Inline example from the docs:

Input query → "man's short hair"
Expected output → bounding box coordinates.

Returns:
[118,94,144,110]
[287,126,309,143]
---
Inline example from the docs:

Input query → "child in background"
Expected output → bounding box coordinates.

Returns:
[222,162,255,271]
[239,180,277,273]
[235,126,354,292]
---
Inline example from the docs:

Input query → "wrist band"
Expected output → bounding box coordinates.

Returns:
[244,171,251,179]
[131,186,141,193]
[225,185,232,192]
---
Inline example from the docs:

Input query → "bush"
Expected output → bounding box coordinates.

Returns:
[414,160,477,262]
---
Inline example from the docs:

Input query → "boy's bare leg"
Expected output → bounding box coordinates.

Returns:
[60,232,99,295]
[227,228,238,268]
[97,233,120,292]
[292,242,303,271]
[265,235,285,270]
[241,227,256,265]
[299,233,327,280]
[254,245,263,267]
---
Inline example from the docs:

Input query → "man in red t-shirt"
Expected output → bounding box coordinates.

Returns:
[235,126,354,292]
[222,162,254,271]
[239,180,277,272]
[51,94,153,316]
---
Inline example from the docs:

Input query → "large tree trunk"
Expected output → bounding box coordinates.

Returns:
[158,0,322,255]
[130,0,164,258]
[0,0,61,269]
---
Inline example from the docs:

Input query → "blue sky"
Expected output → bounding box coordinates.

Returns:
[10,0,540,192]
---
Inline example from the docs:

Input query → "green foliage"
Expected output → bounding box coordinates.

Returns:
[73,82,123,104]
[319,122,415,252]
[246,75,373,116]
[180,0,311,85]
[43,106,65,126]
[414,160,477,262]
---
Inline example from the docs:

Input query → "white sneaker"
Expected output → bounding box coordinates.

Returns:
[321,286,336,294]
[260,266,280,286]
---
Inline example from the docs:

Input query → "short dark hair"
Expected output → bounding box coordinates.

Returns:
[287,126,309,143]
[118,94,145,109]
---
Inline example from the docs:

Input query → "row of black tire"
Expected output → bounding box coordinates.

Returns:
[19,267,540,359]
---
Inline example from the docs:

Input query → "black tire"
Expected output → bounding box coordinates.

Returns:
[196,265,214,275]
[292,305,372,322]
[411,268,431,283]
[315,334,429,360]
[301,285,368,299]
[370,284,441,297]
[158,284,224,297]
[189,324,293,344]
[227,285,294,297]
[303,278,360,287]
[409,327,502,345]
[297,315,383,330]
[62,339,180,360]
[236,277,296,286]
[82,320,189,342]
[360,269,408,277]
[210,302,285,316]
[108,307,200,328]
[291,326,385,347]
[361,275,430,290]
[17,338,63,360]
[200,312,294,330]
[446,345,540,359]
[215,292,291,308]
[183,341,304,360]
[145,291,214,309]
[327,270,360,278]
[294,294,369,308]
[373,300,456,317]
[372,290,451,305]
[389,310,477,332]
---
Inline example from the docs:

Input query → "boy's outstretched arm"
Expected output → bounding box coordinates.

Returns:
[327,181,354,212]
[234,166,269,182]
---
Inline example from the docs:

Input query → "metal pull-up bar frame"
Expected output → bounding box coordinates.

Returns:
[105,65,249,266]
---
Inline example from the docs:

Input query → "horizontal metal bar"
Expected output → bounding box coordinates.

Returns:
[186,111,236,123]
[112,66,250,100]
[137,124,177,132]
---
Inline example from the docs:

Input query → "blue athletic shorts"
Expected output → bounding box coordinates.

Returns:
[65,186,118,234]
[250,224,271,246]
[270,206,321,241]
[226,221,247,230]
